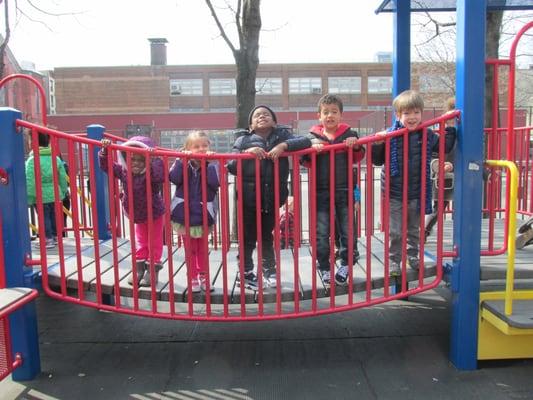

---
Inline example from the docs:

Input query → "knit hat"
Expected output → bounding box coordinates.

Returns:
[248,105,278,126]
[117,135,156,173]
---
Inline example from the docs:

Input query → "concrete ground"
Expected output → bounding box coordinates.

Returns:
[1,287,533,400]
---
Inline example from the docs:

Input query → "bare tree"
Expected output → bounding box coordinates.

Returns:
[0,0,82,78]
[0,0,10,78]
[413,9,533,127]
[205,0,261,129]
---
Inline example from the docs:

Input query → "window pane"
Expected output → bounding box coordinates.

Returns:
[368,76,392,94]
[209,79,236,95]
[256,77,282,95]
[289,77,322,94]
[169,79,203,96]
[328,77,361,94]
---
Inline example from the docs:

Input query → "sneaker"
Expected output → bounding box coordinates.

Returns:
[407,257,419,271]
[518,215,533,233]
[335,264,350,286]
[516,228,533,249]
[199,275,214,292]
[237,271,258,290]
[389,262,401,277]
[263,268,277,289]
[190,278,201,293]
[318,269,331,287]
[128,261,147,286]
[139,263,163,287]
[45,238,56,249]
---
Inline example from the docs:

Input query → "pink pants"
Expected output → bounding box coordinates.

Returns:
[135,216,164,263]
[183,236,208,278]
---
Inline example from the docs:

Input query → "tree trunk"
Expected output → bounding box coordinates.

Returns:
[233,0,261,129]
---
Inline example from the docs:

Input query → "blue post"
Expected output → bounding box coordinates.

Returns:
[450,0,486,370]
[86,124,110,240]
[392,0,411,97]
[0,107,41,380]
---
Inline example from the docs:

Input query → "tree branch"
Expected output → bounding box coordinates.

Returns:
[204,0,237,55]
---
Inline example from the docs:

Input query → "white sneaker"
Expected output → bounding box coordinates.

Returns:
[45,238,56,249]
[191,278,201,293]
[335,265,350,285]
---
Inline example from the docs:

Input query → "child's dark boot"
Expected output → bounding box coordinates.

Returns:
[128,261,146,286]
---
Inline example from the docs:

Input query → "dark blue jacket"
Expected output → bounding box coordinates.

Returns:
[372,125,456,201]
[227,127,311,211]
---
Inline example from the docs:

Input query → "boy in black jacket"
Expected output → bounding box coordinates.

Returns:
[227,105,311,289]
[303,94,365,287]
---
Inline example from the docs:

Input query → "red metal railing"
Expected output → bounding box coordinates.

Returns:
[22,112,460,321]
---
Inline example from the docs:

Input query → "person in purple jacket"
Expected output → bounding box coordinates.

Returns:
[99,136,166,287]
[169,131,220,293]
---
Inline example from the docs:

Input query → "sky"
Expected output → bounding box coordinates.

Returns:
[2,0,394,71]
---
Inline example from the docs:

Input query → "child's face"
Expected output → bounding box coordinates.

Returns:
[318,103,342,132]
[250,107,276,131]
[397,108,422,131]
[188,137,210,154]
[130,153,146,175]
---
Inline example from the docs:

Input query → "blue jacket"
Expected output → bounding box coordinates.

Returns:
[169,159,220,226]
[372,124,456,203]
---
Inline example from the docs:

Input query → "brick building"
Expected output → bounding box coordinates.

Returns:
[42,39,458,151]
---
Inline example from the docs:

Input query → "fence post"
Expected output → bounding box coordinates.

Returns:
[86,124,110,240]
[0,107,41,380]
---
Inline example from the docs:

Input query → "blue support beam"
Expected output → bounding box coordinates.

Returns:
[0,108,41,380]
[86,125,110,241]
[392,0,411,96]
[450,0,486,370]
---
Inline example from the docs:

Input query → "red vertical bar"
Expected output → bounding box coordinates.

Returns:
[291,155,301,314]
[88,144,103,305]
[255,157,264,316]
[328,147,336,308]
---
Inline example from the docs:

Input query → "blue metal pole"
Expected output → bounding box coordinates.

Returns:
[86,124,110,240]
[0,107,41,380]
[450,0,486,370]
[392,0,411,97]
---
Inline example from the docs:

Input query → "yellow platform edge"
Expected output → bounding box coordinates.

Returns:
[478,291,533,360]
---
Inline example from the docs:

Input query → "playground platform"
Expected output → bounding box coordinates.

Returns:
[34,219,533,307]
[1,287,533,400]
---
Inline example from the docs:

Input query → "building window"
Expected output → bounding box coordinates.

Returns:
[289,77,322,94]
[256,77,282,95]
[170,79,203,96]
[328,77,361,94]
[209,78,236,95]
[368,76,392,94]
[419,74,451,93]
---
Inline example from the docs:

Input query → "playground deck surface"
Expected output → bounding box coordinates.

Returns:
[35,219,533,306]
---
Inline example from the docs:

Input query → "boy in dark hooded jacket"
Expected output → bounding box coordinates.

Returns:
[227,105,311,289]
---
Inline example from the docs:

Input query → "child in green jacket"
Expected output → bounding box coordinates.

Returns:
[25,132,68,248]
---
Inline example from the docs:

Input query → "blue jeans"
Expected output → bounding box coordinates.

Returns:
[42,202,58,239]
[315,189,357,271]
